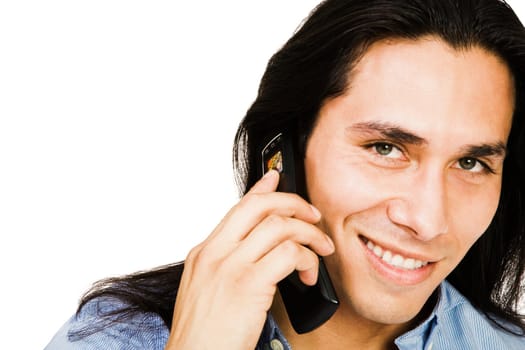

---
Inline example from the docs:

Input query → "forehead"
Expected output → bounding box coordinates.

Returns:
[322,37,515,145]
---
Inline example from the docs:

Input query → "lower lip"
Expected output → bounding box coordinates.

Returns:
[360,239,434,286]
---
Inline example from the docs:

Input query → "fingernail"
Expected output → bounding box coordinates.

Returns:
[310,204,321,219]
[327,236,335,251]
[263,169,277,178]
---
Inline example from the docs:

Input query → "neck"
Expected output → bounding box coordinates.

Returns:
[270,292,428,350]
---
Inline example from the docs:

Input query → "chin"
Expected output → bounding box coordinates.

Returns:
[347,292,427,326]
[326,255,440,327]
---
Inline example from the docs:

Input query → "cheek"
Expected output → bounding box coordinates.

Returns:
[304,151,385,229]
[449,179,502,247]
[306,170,364,214]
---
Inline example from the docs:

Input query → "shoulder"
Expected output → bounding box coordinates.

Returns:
[45,297,169,350]
[434,281,525,349]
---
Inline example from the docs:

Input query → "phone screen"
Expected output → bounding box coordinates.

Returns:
[263,134,283,173]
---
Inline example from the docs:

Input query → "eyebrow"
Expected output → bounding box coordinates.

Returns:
[348,121,507,158]
[348,121,427,145]
[460,142,507,159]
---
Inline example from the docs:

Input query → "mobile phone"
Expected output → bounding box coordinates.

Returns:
[259,130,339,334]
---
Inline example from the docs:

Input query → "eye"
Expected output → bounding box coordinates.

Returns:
[458,157,476,170]
[456,157,492,174]
[371,142,403,158]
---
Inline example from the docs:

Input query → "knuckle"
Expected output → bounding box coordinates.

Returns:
[289,192,304,203]
[240,192,262,209]
[265,214,285,227]
[286,192,306,209]
[306,249,319,264]
[186,243,216,268]
[279,240,300,256]
[185,244,202,263]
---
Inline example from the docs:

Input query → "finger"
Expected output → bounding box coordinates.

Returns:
[201,169,280,244]
[230,215,334,264]
[247,168,280,195]
[253,240,320,286]
[206,191,321,245]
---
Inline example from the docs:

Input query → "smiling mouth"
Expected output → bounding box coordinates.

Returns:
[360,236,430,271]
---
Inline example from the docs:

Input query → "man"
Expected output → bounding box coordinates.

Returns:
[47,1,525,349]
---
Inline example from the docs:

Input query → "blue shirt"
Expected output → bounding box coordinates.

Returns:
[45,281,524,349]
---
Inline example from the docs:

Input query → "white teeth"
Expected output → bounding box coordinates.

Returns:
[382,250,392,263]
[365,239,428,270]
[403,258,415,270]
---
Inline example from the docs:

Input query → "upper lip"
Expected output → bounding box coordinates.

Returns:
[359,234,439,263]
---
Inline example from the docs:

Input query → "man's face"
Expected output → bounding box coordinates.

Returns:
[304,37,514,326]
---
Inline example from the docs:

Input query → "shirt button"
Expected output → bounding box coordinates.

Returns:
[270,339,284,350]
[427,342,433,350]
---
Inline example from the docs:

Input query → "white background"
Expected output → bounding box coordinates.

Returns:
[1,1,524,348]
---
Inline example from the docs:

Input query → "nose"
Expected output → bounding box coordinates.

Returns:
[386,167,449,241]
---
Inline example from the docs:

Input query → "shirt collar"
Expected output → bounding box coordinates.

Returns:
[257,281,465,350]
[395,280,467,349]
[256,312,292,350]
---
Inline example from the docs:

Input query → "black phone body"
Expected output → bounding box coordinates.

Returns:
[259,130,339,334]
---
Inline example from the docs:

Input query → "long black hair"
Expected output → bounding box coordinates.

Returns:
[77,0,525,336]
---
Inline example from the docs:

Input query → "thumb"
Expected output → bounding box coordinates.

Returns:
[247,169,280,194]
